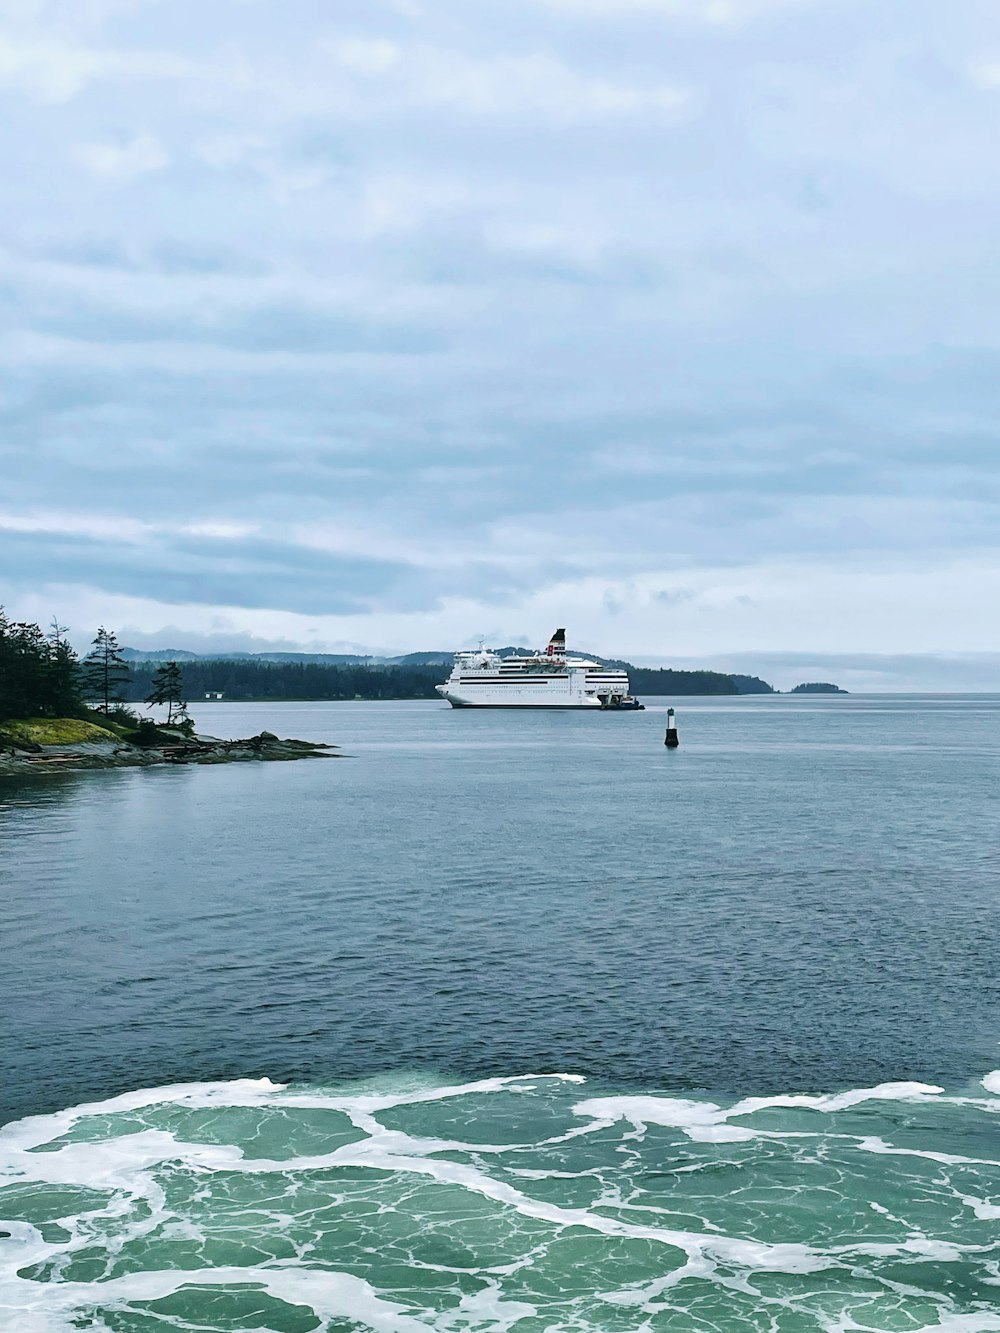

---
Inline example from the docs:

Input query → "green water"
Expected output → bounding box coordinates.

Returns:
[2,1071,1000,1331]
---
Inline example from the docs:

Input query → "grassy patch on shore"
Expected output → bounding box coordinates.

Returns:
[0,717,120,746]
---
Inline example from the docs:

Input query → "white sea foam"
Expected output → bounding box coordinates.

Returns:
[273,1071,588,1118]
[3,1265,438,1333]
[982,1070,1000,1095]
[572,1080,945,1144]
[727,1081,944,1116]
[856,1135,1000,1168]
[446,1281,537,1330]
[571,1095,758,1142]
[835,1236,973,1263]
[0,1078,830,1297]
[0,1077,285,1155]
[960,1194,1000,1220]
[4,1072,999,1332]
[826,1318,1000,1333]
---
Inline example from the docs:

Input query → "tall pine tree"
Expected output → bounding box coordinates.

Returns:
[47,619,81,717]
[0,608,20,718]
[145,660,188,726]
[82,627,130,714]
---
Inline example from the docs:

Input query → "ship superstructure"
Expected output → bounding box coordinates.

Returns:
[436,629,642,709]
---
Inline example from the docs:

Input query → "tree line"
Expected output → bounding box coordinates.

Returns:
[628,668,771,696]
[0,612,188,722]
[124,660,775,700]
[2,609,777,720]
[123,659,445,702]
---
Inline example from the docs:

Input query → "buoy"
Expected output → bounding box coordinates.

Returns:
[664,707,679,748]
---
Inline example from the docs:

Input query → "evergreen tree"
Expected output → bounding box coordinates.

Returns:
[82,626,130,713]
[145,660,188,725]
[0,610,83,718]
[47,619,81,716]
[0,608,19,718]
[0,614,47,717]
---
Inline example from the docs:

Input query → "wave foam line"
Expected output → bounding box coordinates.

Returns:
[572,1081,946,1143]
[827,1316,1000,1333]
[0,1123,829,1281]
[2,1263,439,1332]
[0,1073,585,1156]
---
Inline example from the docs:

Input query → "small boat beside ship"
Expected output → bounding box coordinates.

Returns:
[436,629,644,710]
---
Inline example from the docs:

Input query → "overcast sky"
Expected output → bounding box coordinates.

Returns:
[3,0,1000,683]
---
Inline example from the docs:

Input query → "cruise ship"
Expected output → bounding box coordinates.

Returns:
[436,629,643,709]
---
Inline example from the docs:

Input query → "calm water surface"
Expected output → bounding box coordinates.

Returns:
[2,695,999,1331]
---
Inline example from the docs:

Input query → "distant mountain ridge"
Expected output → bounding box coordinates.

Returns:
[121,648,202,662]
[122,647,379,665]
[121,646,778,695]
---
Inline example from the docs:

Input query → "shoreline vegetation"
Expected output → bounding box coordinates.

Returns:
[0,612,338,776]
[0,612,846,776]
[122,657,781,701]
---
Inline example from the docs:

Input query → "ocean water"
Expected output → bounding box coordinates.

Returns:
[2,695,1000,1331]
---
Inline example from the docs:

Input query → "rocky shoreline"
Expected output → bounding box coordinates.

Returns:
[0,729,339,776]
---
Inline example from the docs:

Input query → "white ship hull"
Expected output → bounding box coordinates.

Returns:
[436,629,642,710]
[439,689,607,709]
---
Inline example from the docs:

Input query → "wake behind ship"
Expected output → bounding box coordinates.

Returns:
[436,629,644,709]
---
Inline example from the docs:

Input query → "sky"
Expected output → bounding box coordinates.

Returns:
[3,0,1000,687]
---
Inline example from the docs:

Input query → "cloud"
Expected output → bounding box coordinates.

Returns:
[0,35,103,100]
[665,651,1000,692]
[320,36,694,123]
[971,62,1000,90]
[2,0,1000,675]
[0,34,192,102]
[532,0,820,25]
[73,131,168,180]
[2,275,447,355]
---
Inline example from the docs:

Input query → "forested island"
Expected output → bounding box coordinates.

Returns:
[790,682,848,694]
[0,612,336,774]
[120,656,776,701]
[1,605,787,772]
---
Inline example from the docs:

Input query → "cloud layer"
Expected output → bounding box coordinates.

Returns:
[3,0,1000,675]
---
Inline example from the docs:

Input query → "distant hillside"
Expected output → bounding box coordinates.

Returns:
[121,648,776,699]
[629,668,740,696]
[124,660,444,703]
[123,647,376,665]
[729,675,775,695]
[248,652,377,665]
[388,651,454,666]
[121,648,201,662]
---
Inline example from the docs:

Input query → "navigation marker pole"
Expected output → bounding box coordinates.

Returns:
[664,707,679,748]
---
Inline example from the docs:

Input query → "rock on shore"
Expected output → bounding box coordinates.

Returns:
[0,727,339,776]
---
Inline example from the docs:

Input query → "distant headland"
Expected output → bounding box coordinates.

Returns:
[119,646,780,699]
[2,612,849,759]
[118,648,853,700]
[0,612,337,776]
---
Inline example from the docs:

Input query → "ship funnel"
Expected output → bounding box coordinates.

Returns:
[546,628,566,657]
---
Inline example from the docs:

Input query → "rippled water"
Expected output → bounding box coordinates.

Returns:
[3,696,1000,1330]
[3,1070,1000,1332]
